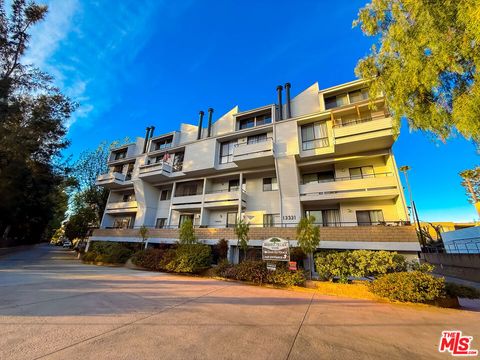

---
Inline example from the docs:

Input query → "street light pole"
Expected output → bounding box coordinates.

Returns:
[399,166,425,248]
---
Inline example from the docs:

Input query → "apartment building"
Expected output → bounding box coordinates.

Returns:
[90,79,420,261]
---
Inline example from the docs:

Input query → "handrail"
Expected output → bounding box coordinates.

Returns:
[300,172,393,185]
[234,137,273,147]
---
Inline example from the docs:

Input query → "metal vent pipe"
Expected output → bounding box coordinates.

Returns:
[207,108,214,137]
[276,85,283,120]
[197,111,204,140]
[285,82,291,118]
[142,126,151,153]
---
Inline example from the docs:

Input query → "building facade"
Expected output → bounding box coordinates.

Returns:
[90,79,420,261]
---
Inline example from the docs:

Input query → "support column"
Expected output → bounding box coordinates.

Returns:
[238,172,243,220]
[166,181,177,228]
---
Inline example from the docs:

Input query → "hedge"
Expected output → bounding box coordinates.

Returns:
[83,242,134,264]
[369,271,445,303]
[215,260,306,287]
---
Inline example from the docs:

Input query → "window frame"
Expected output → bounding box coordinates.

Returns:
[155,218,167,229]
[219,140,237,164]
[301,121,329,151]
[262,177,278,191]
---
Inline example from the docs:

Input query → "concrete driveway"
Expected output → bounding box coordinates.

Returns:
[0,244,478,360]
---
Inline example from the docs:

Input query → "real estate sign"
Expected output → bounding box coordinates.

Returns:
[262,237,290,261]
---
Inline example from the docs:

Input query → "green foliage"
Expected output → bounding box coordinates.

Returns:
[131,248,171,271]
[354,0,480,144]
[315,250,407,283]
[234,218,250,260]
[50,227,65,245]
[460,167,480,205]
[166,244,212,273]
[82,242,133,264]
[296,216,320,255]
[212,238,229,263]
[369,271,445,303]
[445,283,480,299]
[215,260,306,287]
[179,219,196,245]
[0,1,76,246]
[64,206,97,241]
[138,226,149,248]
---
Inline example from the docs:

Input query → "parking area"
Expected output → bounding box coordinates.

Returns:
[0,244,478,359]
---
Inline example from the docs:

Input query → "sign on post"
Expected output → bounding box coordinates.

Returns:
[288,261,297,271]
[262,237,290,262]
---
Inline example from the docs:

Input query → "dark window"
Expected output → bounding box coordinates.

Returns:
[122,193,135,202]
[301,122,329,151]
[114,151,127,160]
[302,171,335,184]
[228,179,239,192]
[239,117,255,130]
[173,152,184,171]
[219,140,236,164]
[356,210,384,226]
[125,163,134,180]
[263,214,276,227]
[113,165,123,173]
[154,136,173,151]
[179,214,194,227]
[155,218,167,229]
[305,209,340,227]
[176,183,200,196]
[256,114,272,126]
[324,96,337,110]
[227,212,237,228]
[112,215,135,229]
[247,133,267,144]
[160,189,171,201]
[349,166,374,180]
[263,177,278,191]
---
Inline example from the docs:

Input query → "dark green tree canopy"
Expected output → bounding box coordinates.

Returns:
[354,0,480,144]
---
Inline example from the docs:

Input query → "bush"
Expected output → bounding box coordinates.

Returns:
[131,248,169,271]
[83,241,134,264]
[315,250,407,283]
[445,283,480,299]
[369,271,445,303]
[212,239,229,264]
[215,260,306,286]
[166,244,212,273]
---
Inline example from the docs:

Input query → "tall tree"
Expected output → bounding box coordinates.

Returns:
[234,218,250,261]
[459,167,480,218]
[0,1,76,246]
[354,0,480,144]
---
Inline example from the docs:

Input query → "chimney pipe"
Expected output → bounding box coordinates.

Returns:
[142,127,151,153]
[150,125,155,138]
[197,111,204,140]
[276,85,283,120]
[284,82,291,119]
[207,108,214,137]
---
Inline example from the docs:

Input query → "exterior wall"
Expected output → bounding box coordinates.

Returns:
[94,79,412,254]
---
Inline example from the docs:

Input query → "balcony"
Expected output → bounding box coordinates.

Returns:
[95,172,131,189]
[299,172,399,202]
[333,116,394,154]
[171,192,203,210]
[105,201,138,213]
[138,161,172,182]
[233,137,274,167]
[203,189,246,209]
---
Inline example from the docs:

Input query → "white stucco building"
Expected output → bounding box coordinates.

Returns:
[91,79,420,259]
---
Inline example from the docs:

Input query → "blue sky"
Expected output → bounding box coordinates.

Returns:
[26,0,478,222]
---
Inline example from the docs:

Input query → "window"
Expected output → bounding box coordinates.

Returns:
[155,218,167,229]
[301,122,329,151]
[179,214,194,227]
[263,214,276,227]
[125,163,134,180]
[238,117,255,130]
[228,179,239,192]
[237,112,272,130]
[113,165,123,173]
[173,152,184,171]
[302,171,335,184]
[154,136,173,151]
[160,189,171,201]
[305,209,341,227]
[112,215,134,229]
[114,150,127,160]
[227,212,237,228]
[255,114,272,126]
[122,193,135,202]
[348,89,369,104]
[219,140,236,164]
[324,89,368,110]
[356,210,384,226]
[263,177,278,191]
[176,183,200,196]
[349,166,374,180]
[247,133,267,145]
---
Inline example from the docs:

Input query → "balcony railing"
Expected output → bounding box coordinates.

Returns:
[97,172,126,182]
[300,172,393,185]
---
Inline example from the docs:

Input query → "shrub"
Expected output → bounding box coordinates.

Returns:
[369,271,445,303]
[215,260,306,286]
[315,250,407,283]
[445,283,480,299]
[83,241,134,264]
[131,248,168,271]
[212,239,229,264]
[166,244,212,273]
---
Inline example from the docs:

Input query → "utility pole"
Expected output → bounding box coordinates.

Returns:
[399,166,425,248]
